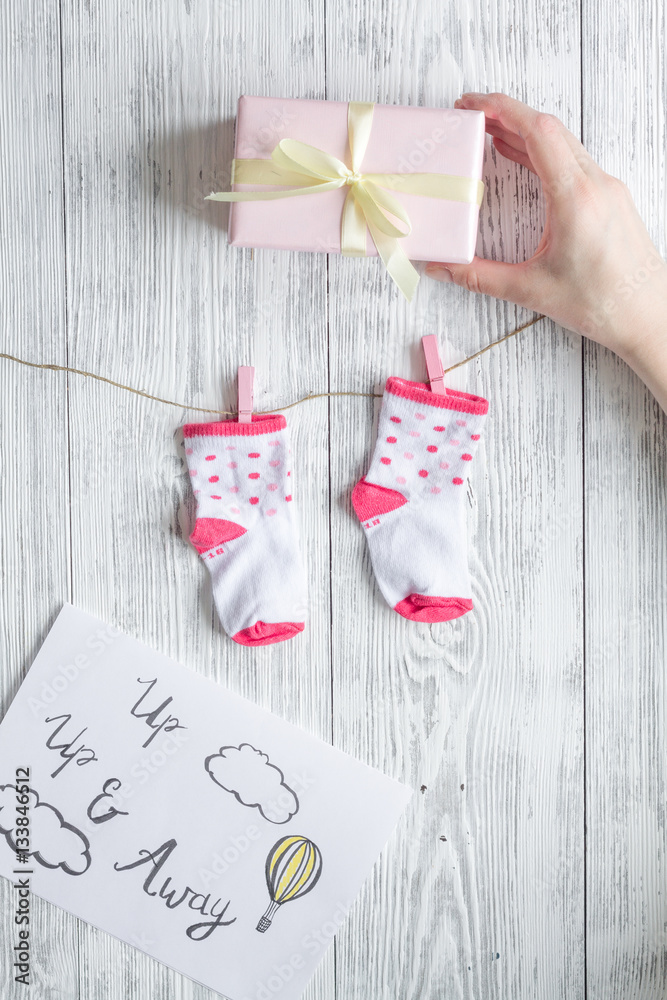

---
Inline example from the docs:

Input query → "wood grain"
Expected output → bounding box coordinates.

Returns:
[42,0,330,997]
[0,3,81,998]
[582,0,667,995]
[0,0,665,998]
[325,2,584,998]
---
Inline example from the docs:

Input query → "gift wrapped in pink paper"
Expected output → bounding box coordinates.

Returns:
[208,96,486,300]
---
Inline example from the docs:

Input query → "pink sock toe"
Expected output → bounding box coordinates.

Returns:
[232,621,306,646]
[394,595,473,623]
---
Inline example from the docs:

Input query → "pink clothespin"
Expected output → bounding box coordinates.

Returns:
[421,335,446,395]
[237,366,255,423]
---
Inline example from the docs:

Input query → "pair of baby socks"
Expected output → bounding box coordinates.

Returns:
[183,376,488,645]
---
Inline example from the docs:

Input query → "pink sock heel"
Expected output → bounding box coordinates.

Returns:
[190,517,246,556]
[351,477,407,526]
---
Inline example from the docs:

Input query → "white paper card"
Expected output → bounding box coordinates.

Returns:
[0,605,412,999]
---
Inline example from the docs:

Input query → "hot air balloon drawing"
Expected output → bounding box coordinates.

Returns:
[256,835,323,933]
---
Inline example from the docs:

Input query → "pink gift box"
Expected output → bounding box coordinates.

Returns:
[227,95,486,265]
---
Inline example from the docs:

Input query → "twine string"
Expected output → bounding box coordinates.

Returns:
[0,314,545,416]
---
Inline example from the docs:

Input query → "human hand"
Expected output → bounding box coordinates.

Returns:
[426,93,667,403]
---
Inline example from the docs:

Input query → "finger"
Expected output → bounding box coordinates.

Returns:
[461,107,536,171]
[466,91,598,176]
[425,255,542,309]
[456,92,588,192]
[484,121,528,153]
[492,135,535,172]
[459,107,529,154]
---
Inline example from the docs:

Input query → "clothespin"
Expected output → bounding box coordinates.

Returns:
[421,335,446,395]
[237,366,255,423]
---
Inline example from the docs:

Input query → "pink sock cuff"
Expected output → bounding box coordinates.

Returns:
[184,413,287,438]
[385,377,489,415]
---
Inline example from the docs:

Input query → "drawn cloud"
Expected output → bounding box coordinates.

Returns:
[204,744,299,824]
[0,783,92,876]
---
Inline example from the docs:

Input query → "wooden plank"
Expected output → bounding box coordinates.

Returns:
[582,0,667,994]
[0,2,79,997]
[59,1,331,997]
[325,3,585,997]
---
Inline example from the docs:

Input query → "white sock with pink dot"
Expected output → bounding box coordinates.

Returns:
[183,414,307,645]
[351,377,488,622]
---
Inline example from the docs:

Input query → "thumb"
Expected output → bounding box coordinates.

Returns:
[426,256,534,307]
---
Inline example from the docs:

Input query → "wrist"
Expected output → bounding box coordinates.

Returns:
[572,249,666,354]
[619,324,667,391]
[617,285,667,368]
[602,263,667,361]
[613,283,667,411]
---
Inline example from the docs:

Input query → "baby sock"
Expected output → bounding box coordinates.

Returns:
[183,414,307,645]
[352,376,488,622]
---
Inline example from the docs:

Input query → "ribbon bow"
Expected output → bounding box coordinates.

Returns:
[207,102,484,301]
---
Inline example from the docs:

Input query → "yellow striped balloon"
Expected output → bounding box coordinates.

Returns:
[256,835,323,933]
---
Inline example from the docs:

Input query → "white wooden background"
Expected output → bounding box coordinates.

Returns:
[1,1,665,998]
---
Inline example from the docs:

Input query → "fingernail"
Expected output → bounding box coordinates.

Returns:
[426,264,453,282]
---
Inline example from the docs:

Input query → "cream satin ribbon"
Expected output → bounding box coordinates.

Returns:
[207,101,485,301]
